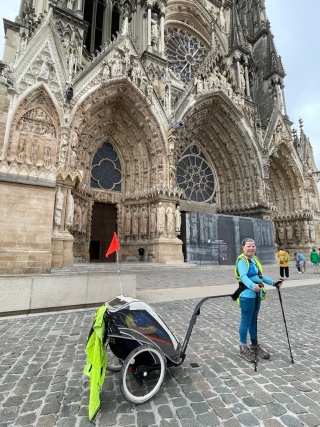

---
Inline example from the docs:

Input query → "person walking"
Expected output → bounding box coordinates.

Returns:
[294,252,307,274]
[277,247,290,279]
[310,248,320,273]
[234,238,283,363]
[138,246,145,262]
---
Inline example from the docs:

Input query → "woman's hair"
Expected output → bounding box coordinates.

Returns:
[241,238,255,247]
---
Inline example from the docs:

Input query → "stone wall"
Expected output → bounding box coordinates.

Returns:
[0,273,136,315]
[0,180,55,274]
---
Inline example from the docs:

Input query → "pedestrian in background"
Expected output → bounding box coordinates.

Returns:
[310,248,320,273]
[294,252,307,274]
[277,247,290,279]
[138,246,145,262]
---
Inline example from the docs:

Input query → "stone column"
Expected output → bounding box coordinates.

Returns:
[160,14,165,53]
[244,58,250,97]
[280,84,288,116]
[90,0,98,53]
[102,0,112,45]
[235,58,241,90]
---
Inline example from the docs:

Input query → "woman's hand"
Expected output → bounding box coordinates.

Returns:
[274,280,283,288]
[253,284,261,292]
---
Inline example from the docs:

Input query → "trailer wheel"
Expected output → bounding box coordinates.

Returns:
[119,344,166,404]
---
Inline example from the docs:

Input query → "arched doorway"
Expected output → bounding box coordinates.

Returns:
[90,203,117,262]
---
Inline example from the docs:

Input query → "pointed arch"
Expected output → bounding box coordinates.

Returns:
[4,85,61,168]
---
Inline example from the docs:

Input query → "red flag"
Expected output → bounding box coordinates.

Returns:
[106,232,120,257]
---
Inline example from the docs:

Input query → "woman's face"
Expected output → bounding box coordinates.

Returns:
[242,240,256,258]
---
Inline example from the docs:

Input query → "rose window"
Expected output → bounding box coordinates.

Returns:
[91,141,122,191]
[177,145,216,203]
[165,28,207,82]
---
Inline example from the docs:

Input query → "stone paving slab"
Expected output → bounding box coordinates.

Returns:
[0,279,320,426]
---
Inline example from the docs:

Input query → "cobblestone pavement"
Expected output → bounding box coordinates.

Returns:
[1,266,320,427]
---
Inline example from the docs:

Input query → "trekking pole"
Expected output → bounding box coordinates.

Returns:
[253,285,262,372]
[275,283,294,364]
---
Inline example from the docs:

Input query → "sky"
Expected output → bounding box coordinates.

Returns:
[0,0,319,169]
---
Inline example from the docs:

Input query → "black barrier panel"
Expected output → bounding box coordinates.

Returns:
[184,212,275,265]
[218,216,236,264]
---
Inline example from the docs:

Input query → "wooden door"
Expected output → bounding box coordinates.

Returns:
[90,203,117,262]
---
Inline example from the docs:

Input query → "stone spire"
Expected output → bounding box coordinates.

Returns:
[264,24,286,81]
[229,1,249,55]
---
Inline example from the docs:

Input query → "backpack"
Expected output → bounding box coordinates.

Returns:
[279,251,289,264]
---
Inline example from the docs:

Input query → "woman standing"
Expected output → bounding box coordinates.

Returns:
[234,238,283,363]
[310,248,320,273]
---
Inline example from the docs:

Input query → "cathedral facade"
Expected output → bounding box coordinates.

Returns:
[0,0,319,273]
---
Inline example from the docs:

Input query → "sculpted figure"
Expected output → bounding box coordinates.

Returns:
[151,14,159,49]
[277,222,285,243]
[166,203,174,236]
[140,205,148,238]
[156,202,166,235]
[295,221,301,242]
[132,206,139,238]
[124,207,132,238]
[53,186,64,235]
[309,221,316,242]
[150,204,157,235]
[175,205,181,234]
[303,220,310,243]
[73,199,82,232]
[65,189,74,228]
[285,223,293,242]
[39,58,52,80]
[82,202,88,233]
[195,75,203,93]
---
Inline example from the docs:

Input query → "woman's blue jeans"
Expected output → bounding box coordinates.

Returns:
[239,296,261,345]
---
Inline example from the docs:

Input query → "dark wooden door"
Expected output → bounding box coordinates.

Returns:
[90,203,117,262]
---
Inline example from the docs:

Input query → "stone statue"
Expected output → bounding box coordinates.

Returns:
[150,204,157,235]
[151,14,159,49]
[140,205,148,238]
[309,221,316,242]
[81,202,88,233]
[295,221,302,242]
[39,58,52,80]
[166,203,174,236]
[277,222,285,243]
[175,205,181,234]
[53,186,64,235]
[73,199,82,232]
[195,75,203,93]
[65,189,74,228]
[156,202,166,235]
[124,207,132,238]
[132,206,139,238]
[303,220,310,243]
[285,223,293,242]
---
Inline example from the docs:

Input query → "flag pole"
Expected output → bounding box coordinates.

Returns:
[116,250,123,295]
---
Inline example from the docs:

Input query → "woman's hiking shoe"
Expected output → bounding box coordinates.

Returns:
[239,346,255,363]
[250,344,270,359]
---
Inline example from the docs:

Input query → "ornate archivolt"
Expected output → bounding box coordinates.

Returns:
[175,93,266,214]
[165,0,213,40]
[69,82,169,200]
